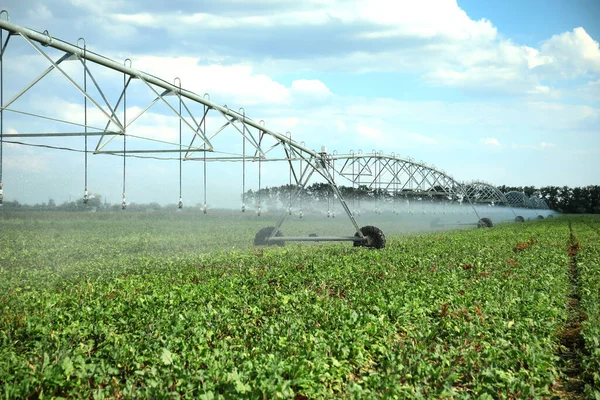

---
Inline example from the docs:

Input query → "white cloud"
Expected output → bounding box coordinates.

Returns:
[4,0,600,204]
[291,79,332,97]
[32,98,118,131]
[356,124,382,140]
[539,27,600,77]
[511,143,538,150]
[526,85,551,95]
[130,56,290,105]
[576,79,600,101]
[178,10,335,29]
[511,142,558,151]
[68,0,125,15]
[113,13,157,27]
[480,137,500,147]
[108,0,497,42]
[524,47,553,69]
[423,27,600,93]
[27,4,53,20]
[334,120,347,132]
[350,0,497,42]
[3,144,50,172]
[3,128,26,149]
[59,0,599,98]
[406,132,438,145]
[260,117,300,133]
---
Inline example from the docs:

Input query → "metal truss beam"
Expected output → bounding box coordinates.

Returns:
[5,13,550,240]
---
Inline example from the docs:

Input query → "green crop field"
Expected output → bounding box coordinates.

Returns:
[1,212,599,399]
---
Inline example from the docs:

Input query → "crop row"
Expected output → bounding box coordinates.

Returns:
[0,214,596,398]
[572,217,600,397]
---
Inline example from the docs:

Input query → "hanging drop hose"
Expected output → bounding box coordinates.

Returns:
[299,141,305,218]
[327,154,332,218]
[80,40,88,204]
[176,78,183,209]
[288,133,292,215]
[121,70,127,210]
[327,156,331,218]
[350,150,355,215]
[378,154,382,214]
[332,156,335,218]
[241,108,246,212]
[394,157,398,214]
[357,151,362,215]
[373,150,378,214]
[242,132,246,212]
[203,104,207,214]
[257,127,263,217]
[0,28,4,207]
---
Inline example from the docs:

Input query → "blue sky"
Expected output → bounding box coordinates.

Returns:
[1,0,599,206]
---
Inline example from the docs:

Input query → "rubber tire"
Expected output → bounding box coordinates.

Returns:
[353,225,386,249]
[477,217,493,228]
[537,215,544,220]
[254,227,284,246]
[514,216,525,223]
[547,214,554,219]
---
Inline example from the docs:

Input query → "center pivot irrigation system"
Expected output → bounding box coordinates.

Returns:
[0,11,550,249]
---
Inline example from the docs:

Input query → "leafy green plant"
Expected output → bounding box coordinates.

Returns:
[0,212,597,398]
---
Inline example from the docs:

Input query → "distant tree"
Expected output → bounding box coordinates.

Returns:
[86,194,103,209]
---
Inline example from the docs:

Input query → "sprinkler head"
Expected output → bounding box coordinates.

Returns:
[83,190,89,204]
[242,204,246,212]
[178,198,183,209]
[203,204,207,214]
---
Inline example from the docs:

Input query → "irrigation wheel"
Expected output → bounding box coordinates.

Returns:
[477,217,494,228]
[254,227,284,246]
[353,225,386,249]
[514,216,525,223]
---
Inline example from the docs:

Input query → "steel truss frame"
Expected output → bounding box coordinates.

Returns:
[505,191,532,208]
[0,12,530,247]
[530,191,549,210]
[0,14,370,244]
[463,181,512,206]
[331,152,479,213]
[505,191,549,211]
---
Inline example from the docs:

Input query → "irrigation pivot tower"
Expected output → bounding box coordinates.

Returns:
[0,11,550,248]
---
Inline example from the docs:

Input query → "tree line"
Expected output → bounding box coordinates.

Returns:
[497,185,600,214]
[246,183,600,214]
[1,184,599,214]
